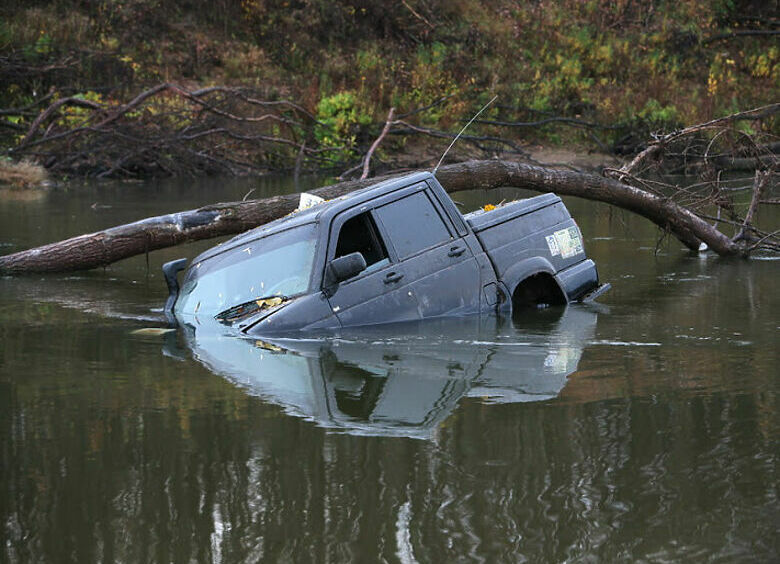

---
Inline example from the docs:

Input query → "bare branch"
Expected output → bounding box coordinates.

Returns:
[735,170,772,242]
[612,104,780,178]
[701,29,780,44]
[20,96,103,146]
[361,107,395,179]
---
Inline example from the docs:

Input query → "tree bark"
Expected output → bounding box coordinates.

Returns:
[0,160,748,275]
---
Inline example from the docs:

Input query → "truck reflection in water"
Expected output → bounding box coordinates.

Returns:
[174,306,598,439]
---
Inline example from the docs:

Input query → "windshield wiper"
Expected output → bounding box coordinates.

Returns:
[215,296,290,324]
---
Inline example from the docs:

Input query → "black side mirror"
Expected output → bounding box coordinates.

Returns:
[162,258,188,315]
[329,252,367,283]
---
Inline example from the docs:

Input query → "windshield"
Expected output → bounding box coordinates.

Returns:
[175,223,318,316]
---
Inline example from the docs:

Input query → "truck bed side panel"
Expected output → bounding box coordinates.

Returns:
[465,195,596,300]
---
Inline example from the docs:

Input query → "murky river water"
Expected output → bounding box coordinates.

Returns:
[1,175,778,563]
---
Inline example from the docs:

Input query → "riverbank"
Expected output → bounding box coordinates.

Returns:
[0,1,777,180]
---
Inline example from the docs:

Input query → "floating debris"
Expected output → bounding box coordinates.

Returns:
[130,327,176,336]
[255,339,283,352]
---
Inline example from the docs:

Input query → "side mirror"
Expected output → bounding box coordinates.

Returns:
[162,258,188,315]
[329,252,367,283]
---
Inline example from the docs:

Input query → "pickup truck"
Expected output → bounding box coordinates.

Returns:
[163,171,608,334]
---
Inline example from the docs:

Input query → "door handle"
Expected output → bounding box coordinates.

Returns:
[384,272,404,284]
[448,245,466,257]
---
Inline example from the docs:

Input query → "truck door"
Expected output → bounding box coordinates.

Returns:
[373,189,482,319]
[325,208,420,328]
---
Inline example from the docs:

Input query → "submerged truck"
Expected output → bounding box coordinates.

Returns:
[163,171,609,334]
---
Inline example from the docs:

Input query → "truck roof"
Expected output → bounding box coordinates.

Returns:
[192,171,434,264]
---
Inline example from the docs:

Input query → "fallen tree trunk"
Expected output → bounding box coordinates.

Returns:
[0,160,755,275]
[0,179,378,275]
[436,161,742,255]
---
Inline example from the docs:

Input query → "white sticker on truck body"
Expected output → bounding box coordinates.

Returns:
[547,226,583,259]
[546,234,561,256]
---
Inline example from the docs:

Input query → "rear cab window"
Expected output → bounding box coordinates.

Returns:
[374,190,453,259]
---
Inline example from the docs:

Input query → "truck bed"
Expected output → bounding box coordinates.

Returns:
[464,193,564,234]
[464,193,598,302]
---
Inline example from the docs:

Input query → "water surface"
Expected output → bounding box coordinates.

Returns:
[1,176,777,562]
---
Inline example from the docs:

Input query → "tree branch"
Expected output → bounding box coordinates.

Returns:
[361,107,395,179]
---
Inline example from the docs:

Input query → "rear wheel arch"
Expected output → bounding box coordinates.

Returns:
[511,272,567,311]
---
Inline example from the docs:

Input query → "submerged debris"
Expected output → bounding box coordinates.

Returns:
[130,327,176,336]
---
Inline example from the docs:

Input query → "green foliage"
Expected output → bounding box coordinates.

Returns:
[710,0,737,22]
[0,20,13,51]
[19,29,55,59]
[637,99,681,132]
[33,32,52,55]
[56,91,104,128]
[315,91,372,158]
[0,0,777,157]
[746,47,779,81]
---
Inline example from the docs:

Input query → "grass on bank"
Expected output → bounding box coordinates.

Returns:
[0,158,48,188]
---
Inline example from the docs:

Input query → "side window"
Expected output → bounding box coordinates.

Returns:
[374,191,452,259]
[335,212,389,269]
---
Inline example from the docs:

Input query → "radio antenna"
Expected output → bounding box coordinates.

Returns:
[433,94,497,174]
